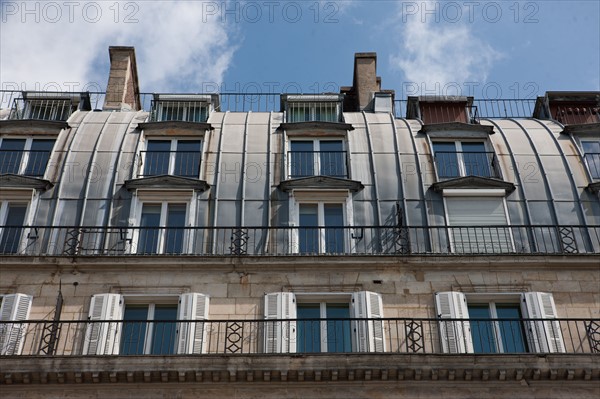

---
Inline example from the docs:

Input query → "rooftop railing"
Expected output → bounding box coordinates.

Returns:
[1,225,598,256]
[473,99,537,119]
[2,318,598,356]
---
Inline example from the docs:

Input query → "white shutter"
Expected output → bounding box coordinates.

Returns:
[0,294,33,355]
[177,293,209,354]
[82,294,123,355]
[435,292,474,354]
[351,291,385,352]
[521,292,565,353]
[446,197,512,253]
[264,292,297,353]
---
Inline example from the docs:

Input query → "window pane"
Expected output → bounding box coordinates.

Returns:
[174,141,201,177]
[25,139,55,177]
[299,204,318,253]
[164,204,186,254]
[290,141,314,177]
[583,141,600,179]
[468,305,497,353]
[144,141,171,176]
[139,204,161,254]
[461,142,491,177]
[0,204,27,254]
[324,204,344,253]
[151,305,178,355]
[297,304,321,353]
[0,139,26,174]
[121,306,149,355]
[432,142,459,178]
[319,141,345,177]
[187,105,208,122]
[496,305,527,353]
[326,304,351,353]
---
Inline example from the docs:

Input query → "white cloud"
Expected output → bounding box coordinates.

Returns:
[0,1,238,93]
[390,1,502,95]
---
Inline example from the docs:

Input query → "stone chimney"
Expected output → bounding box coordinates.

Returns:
[103,46,141,111]
[341,52,393,112]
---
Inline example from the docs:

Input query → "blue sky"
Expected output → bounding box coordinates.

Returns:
[1,1,599,99]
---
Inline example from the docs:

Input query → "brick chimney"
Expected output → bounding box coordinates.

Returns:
[103,46,141,111]
[341,52,394,112]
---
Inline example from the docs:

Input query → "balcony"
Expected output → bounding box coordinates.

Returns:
[288,150,348,179]
[1,225,598,256]
[433,151,502,180]
[1,318,597,356]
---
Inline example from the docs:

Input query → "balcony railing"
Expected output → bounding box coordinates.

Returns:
[554,105,600,125]
[137,151,201,178]
[1,318,597,356]
[1,225,598,256]
[473,99,537,119]
[286,101,343,123]
[287,150,348,179]
[0,150,52,177]
[8,98,78,121]
[434,151,502,179]
[150,100,210,122]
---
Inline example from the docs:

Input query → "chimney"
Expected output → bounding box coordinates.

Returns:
[103,46,141,111]
[341,52,394,112]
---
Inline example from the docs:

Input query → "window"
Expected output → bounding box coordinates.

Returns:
[0,202,28,254]
[135,202,187,254]
[445,196,513,253]
[24,99,74,121]
[263,291,384,354]
[435,291,565,354]
[0,293,33,355]
[141,139,202,178]
[286,101,341,123]
[582,140,600,179]
[432,141,498,179]
[0,138,55,177]
[289,140,347,178]
[298,203,344,254]
[154,101,209,123]
[83,293,209,355]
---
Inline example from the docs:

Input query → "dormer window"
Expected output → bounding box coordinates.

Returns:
[140,139,202,178]
[282,94,343,123]
[582,141,600,179]
[289,139,347,179]
[150,94,214,123]
[11,92,89,121]
[0,138,55,177]
[432,141,500,180]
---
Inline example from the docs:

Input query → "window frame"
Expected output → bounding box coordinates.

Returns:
[0,137,56,177]
[139,138,203,179]
[431,139,496,179]
[0,200,30,255]
[132,200,189,255]
[287,138,348,179]
[289,190,353,254]
[580,139,600,180]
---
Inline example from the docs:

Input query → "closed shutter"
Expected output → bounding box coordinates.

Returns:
[0,294,33,355]
[351,291,385,352]
[521,292,565,353]
[264,293,297,353]
[82,294,124,355]
[177,293,209,354]
[435,292,474,354]
[446,197,512,253]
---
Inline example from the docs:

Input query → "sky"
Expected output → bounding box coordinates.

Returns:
[1,0,599,100]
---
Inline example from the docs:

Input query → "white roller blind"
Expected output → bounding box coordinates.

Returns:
[446,197,507,226]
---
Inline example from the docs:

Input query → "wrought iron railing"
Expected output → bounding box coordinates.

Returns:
[287,150,348,178]
[1,318,598,356]
[149,100,210,122]
[137,151,201,178]
[433,151,502,179]
[1,225,598,256]
[8,98,77,121]
[473,99,537,119]
[285,101,343,123]
[0,149,53,177]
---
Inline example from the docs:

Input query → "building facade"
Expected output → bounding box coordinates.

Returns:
[0,47,599,398]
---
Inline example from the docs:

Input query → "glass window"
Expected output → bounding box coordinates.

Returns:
[287,102,340,123]
[0,139,26,174]
[158,102,208,122]
[139,204,161,254]
[468,303,527,353]
[289,140,346,178]
[142,140,202,178]
[0,138,55,177]
[297,302,351,353]
[121,304,178,355]
[432,141,495,179]
[582,141,600,179]
[298,203,345,254]
[299,204,319,253]
[25,139,55,177]
[0,203,27,254]
[138,203,187,255]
